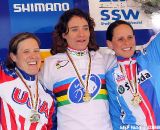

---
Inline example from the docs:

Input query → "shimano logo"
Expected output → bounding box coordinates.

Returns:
[13,3,70,12]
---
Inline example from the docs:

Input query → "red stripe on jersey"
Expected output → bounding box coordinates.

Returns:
[29,122,38,130]
[8,103,18,130]
[47,102,54,130]
[139,86,157,128]
[53,83,69,93]
[139,101,152,126]
[125,64,131,80]
[41,125,47,130]
[0,68,15,83]
[1,101,8,130]
[119,58,136,62]
[124,63,136,81]
[19,115,25,130]
[101,79,106,84]
[0,97,2,127]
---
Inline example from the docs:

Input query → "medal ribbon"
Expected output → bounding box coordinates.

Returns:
[119,58,142,105]
[66,50,91,100]
[15,69,39,111]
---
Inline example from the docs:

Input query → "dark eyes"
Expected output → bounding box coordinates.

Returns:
[118,36,133,41]
[69,26,89,32]
[23,49,40,53]
[23,50,30,53]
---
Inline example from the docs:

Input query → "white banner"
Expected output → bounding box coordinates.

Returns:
[88,0,154,31]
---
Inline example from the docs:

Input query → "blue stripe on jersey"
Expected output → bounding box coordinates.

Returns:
[138,65,160,126]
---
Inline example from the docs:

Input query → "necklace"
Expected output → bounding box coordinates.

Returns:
[67,47,88,56]
[66,50,92,102]
[15,69,40,123]
[119,60,142,106]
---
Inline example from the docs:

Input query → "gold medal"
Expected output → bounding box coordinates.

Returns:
[83,92,91,102]
[131,93,142,106]
[30,110,40,123]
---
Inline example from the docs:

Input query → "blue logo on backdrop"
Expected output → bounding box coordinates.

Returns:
[68,74,101,103]
[101,9,139,20]
[9,0,73,33]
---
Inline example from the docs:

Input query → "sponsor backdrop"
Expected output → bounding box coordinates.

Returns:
[0,0,158,61]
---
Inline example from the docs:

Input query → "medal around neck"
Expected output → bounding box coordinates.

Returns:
[66,51,92,102]
[131,93,142,106]
[83,92,91,102]
[119,63,142,107]
[15,69,40,123]
[30,110,40,123]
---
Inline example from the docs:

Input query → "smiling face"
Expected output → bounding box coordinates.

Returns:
[107,24,136,58]
[10,38,41,75]
[62,16,90,51]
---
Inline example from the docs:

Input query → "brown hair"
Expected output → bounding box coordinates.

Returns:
[51,8,99,55]
[6,32,40,69]
[106,20,134,41]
